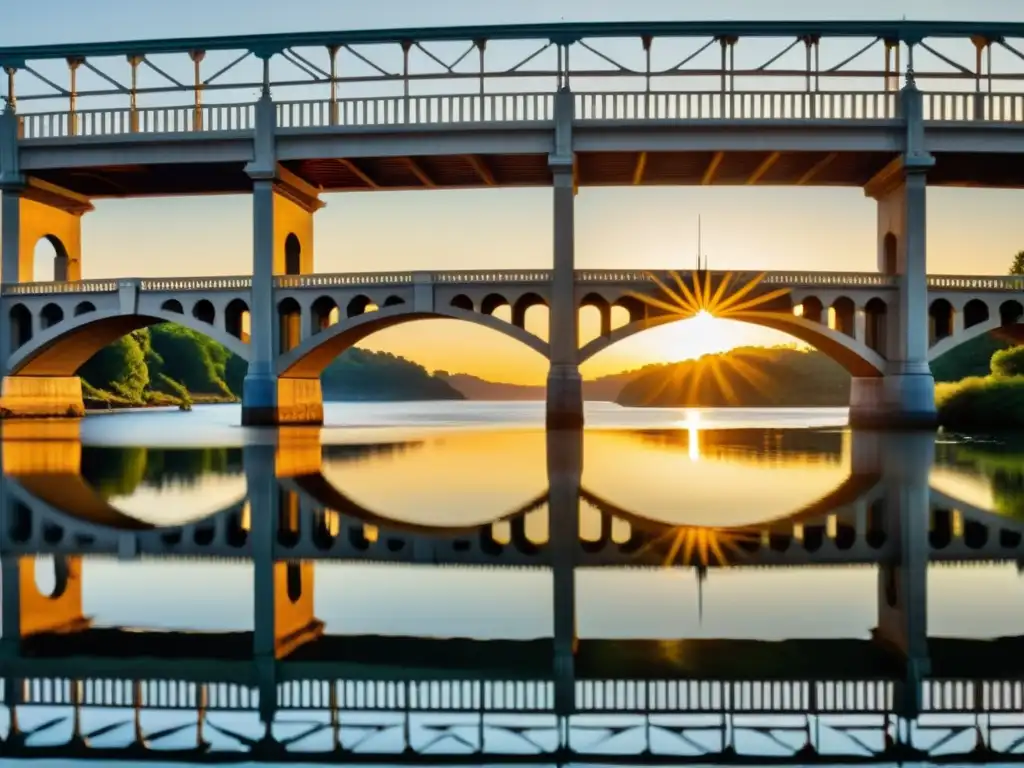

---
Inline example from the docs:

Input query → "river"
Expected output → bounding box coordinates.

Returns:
[3,402,1024,762]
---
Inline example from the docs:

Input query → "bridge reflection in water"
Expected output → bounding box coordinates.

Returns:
[3,424,1024,761]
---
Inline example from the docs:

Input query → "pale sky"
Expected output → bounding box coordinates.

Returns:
[3,0,1024,383]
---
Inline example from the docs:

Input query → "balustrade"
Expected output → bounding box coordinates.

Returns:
[15,90,1024,140]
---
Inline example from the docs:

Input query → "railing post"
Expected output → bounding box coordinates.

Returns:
[190,50,205,131]
[328,45,340,126]
[67,57,83,136]
[401,40,412,124]
[642,35,652,118]
[127,54,143,133]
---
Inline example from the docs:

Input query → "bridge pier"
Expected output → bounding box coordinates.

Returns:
[1,554,91,657]
[851,79,936,430]
[548,430,581,720]
[546,88,584,430]
[0,375,85,418]
[242,91,325,427]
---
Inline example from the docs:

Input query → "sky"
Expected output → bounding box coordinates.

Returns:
[3,0,1024,384]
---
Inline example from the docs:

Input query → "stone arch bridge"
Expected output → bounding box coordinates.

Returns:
[3,268,1023,425]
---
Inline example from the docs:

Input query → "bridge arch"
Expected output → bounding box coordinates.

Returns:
[929,317,1024,363]
[6,308,251,377]
[34,234,72,282]
[277,304,549,378]
[578,310,887,377]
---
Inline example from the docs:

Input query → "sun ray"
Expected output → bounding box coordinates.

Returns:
[667,270,702,313]
[707,357,739,403]
[707,271,734,313]
[681,530,697,565]
[626,290,692,319]
[648,271,697,315]
[717,286,794,316]
[663,529,687,566]
[700,269,713,309]
[710,272,771,315]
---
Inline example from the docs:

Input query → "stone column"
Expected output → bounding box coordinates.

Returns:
[547,429,581,729]
[870,431,932,718]
[850,75,936,429]
[546,88,583,430]
[243,170,279,425]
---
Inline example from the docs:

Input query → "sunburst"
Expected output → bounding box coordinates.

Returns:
[632,523,760,568]
[628,270,794,406]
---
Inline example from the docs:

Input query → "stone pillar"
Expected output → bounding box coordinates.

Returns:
[852,76,936,429]
[546,88,583,430]
[547,430,581,726]
[870,432,932,718]
[241,91,325,426]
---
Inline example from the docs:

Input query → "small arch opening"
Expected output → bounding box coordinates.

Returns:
[40,303,65,330]
[512,293,548,339]
[882,232,898,276]
[74,301,96,316]
[830,297,856,337]
[481,293,510,316]
[1000,299,1024,327]
[9,303,32,348]
[450,294,474,311]
[286,562,302,603]
[580,293,612,344]
[34,554,70,599]
[929,298,954,344]
[796,296,824,324]
[383,295,405,307]
[192,299,216,325]
[161,299,184,314]
[284,233,302,276]
[964,299,989,329]
[278,297,302,353]
[225,298,251,341]
[311,296,338,334]
[614,296,646,326]
[33,235,70,282]
[865,298,887,355]
[346,295,375,318]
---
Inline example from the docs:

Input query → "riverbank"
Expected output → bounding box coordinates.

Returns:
[84,389,236,412]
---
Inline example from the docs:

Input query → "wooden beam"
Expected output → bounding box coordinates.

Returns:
[747,151,781,185]
[633,151,648,185]
[862,155,906,199]
[796,152,837,186]
[466,155,495,186]
[336,158,379,190]
[404,157,435,188]
[701,151,724,185]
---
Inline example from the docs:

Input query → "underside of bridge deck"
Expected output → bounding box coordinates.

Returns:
[25,149,1024,198]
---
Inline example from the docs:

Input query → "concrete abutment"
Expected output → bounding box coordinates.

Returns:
[0,375,84,418]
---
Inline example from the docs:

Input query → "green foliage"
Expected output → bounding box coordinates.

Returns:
[931,331,1014,382]
[80,446,244,498]
[615,346,851,407]
[936,375,1024,432]
[1010,250,1024,276]
[148,324,235,397]
[79,329,150,402]
[991,346,1024,378]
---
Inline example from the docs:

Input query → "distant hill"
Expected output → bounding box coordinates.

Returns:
[438,369,642,402]
[616,346,851,407]
[322,348,464,401]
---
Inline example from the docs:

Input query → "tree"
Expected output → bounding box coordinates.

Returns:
[991,345,1024,378]
[1010,250,1024,275]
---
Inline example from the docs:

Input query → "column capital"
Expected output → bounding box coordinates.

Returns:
[863,155,933,200]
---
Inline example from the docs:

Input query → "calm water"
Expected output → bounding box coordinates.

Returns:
[3,401,1024,763]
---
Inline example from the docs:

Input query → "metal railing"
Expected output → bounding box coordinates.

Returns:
[16,90,1024,140]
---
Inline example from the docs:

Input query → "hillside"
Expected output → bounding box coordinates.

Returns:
[616,346,851,407]
[438,369,640,401]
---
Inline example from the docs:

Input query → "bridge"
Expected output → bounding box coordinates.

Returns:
[3,20,1024,427]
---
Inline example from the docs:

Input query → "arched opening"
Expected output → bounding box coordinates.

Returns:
[512,293,548,339]
[383,295,405,308]
[8,304,33,349]
[964,299,990,329]
[614,296,646,326]
[830,297,855,337]
[481,293,510,316]
[284,233,302,276]
[929,298,954,344]
[192,299,216,325]
[74,301,96,316]
[225,299,251,342]
[161,299,184,314]
[33,235,70,282]
[797,296,824,324]
[278,297,302,354]
[1000,299,1024,327]
[286,562,302,603]
[580,293,611,345]
[450,294,474,311]
[346,294,378,318]
[33,554,70,599]
[864,298,887,355]
[882,232,898,276]
[311,296,338,334]
[40,303,65,330]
